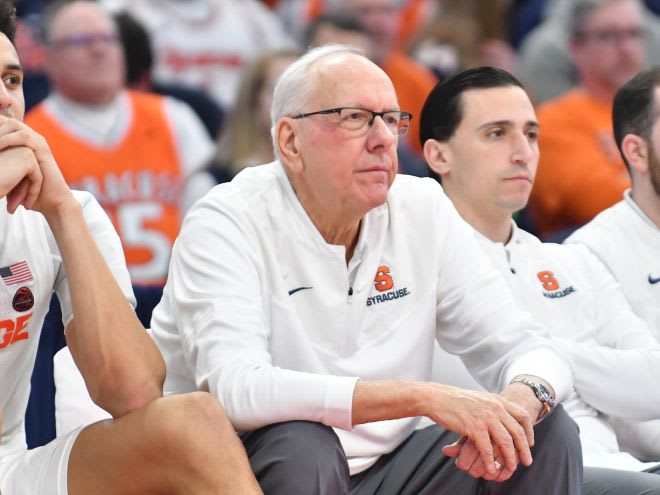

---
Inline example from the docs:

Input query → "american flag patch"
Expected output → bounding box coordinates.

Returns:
[0,261,33,285]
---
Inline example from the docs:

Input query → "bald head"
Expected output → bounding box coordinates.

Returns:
[270,45,381,149]
[43,0,125,105]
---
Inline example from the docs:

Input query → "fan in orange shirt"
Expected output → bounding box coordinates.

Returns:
[26,0,214,323]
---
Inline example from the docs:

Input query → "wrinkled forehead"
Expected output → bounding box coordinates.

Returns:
[308,53,398,107]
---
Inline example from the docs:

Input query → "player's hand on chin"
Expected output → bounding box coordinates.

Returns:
[0,116,72,214]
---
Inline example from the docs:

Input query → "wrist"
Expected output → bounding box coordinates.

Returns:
[42,193,81,228]
[410,381,438,418]
[509,376,555,422]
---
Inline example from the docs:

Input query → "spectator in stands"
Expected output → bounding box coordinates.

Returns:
[0,1,261,492]
[568,68,660,461]
[421,65,660,493]
[27,0,214,325]
[114,11,224,139]
[304,11,372,52]
[529,0,644,240]
[149,43,584,495]
[205,49,299,184]
[100,0,294,110]
[407,0,518,80]
[519,0,660,104]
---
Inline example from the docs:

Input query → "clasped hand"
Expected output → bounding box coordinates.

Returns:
[0,116,69,214]
[425,383,535,483]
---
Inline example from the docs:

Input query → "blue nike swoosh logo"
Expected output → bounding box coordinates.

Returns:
[288,286,313,296]
[649,275,660,285]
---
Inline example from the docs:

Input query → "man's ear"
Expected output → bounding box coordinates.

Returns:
[621,133,649,174]
[276,118,304,173]
[423,139,452,177]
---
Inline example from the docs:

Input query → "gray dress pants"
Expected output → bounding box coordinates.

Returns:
[240,404,594,494]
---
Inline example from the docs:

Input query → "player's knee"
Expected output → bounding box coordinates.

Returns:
[147,392,231,453]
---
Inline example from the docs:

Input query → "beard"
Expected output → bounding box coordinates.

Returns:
[647,141,660,196]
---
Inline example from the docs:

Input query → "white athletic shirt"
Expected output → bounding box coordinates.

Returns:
[100,0,294,109]
[474,223,660,470]
[0,191,134,457]
[150,162,573,475]
[567,190,660,339]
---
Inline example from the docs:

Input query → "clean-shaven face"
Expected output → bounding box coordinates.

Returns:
[292,54,400,216]
[0,33,24,121]
[442,86,539,216]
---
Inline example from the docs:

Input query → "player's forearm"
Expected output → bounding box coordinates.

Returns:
[45,196,165,416]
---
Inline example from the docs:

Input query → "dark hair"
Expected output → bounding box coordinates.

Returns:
[0,0,16,45]
[419,67,524,182]
[612,67,660,170]
[419,66,524,148]
[114,11,152,85]
[304,11,368,49]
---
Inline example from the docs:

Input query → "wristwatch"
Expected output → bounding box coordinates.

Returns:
[511,377,555,423]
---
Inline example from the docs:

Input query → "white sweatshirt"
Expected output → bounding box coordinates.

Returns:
[151,162,572,474]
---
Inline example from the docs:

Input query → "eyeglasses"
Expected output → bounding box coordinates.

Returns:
[50,32,120,49]
[292,107,412,136]
[577,27,643,46]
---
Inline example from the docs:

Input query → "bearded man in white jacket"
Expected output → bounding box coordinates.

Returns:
[420,65,660,494]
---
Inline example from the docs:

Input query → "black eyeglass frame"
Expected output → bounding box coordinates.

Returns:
[291,107,413,135]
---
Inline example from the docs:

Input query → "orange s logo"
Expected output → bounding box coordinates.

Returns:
[537,271,559,291]
[374,265,394,292]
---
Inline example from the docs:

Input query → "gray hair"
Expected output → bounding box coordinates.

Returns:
[570,0,639,38]
[270,43,367,157]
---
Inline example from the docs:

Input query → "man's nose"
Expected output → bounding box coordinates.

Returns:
[367,114,398,147]
[0,85,12,111]
[512,133,535,164]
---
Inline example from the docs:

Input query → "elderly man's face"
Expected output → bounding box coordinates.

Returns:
[572,0,644,93]
[293,55,399,215]
[45,1,125,105]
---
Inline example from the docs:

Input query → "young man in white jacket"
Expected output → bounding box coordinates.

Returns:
[420,65,660,494]
[567,67,660,462]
